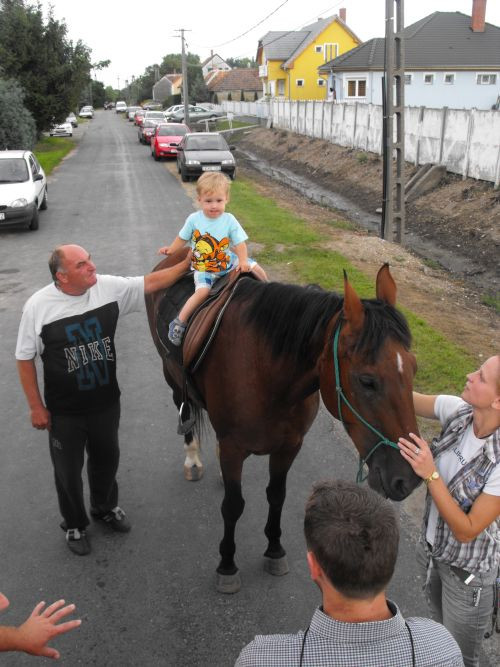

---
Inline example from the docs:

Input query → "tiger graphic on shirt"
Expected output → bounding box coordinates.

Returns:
[191,229,230,272]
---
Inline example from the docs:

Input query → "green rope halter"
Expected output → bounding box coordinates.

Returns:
[332,321,400,483]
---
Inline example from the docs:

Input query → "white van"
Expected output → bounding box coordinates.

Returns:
[115,101,127,113]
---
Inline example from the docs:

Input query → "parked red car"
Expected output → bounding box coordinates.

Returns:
[134,110,146,126]
[151,123,190,160]
[138,120,160,144]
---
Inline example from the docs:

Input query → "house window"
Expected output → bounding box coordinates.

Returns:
[317,79,326,86]
[424,73,434,84]
[296,79,304,87]
[347,79,366,98]
[277,79,285,95]
[443,73,455,85]
[476,73,497,85]
[314,45,322,53]
[404,74,412,85]
[323,43,338,61]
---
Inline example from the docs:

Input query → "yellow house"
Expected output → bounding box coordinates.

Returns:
[256,10,361,101]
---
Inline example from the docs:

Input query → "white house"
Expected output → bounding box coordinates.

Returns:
[201,53,231,77]
[319,3,500,110]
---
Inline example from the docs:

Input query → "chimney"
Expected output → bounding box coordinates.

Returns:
[471,0,486,32]
[339,7,346,23]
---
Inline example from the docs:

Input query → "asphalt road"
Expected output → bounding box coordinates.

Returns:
[0,111,490,666]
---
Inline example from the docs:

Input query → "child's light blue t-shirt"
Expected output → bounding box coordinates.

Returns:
[179,211,248,274]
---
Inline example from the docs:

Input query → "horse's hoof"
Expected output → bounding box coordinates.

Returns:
[216,571,241,594]
[184,464,204,482]
[263,555,289,576]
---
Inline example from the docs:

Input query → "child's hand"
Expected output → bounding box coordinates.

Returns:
[238,261,250,273]
[157,246,170,256]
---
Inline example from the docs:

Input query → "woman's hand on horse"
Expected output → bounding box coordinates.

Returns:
[398,433,435,478]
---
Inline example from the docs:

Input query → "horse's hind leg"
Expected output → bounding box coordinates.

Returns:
[263,446,301,576]
[168,370,203,481]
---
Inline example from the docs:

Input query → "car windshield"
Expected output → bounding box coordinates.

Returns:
[143,120,158,128]
[185,136,227,151]
[158,126,188,137]
[147,112,165,119]
[0,158,29,183]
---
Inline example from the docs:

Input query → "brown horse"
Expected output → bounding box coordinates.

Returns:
[146,261,420,593]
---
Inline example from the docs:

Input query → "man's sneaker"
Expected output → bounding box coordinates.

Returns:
[93,506,131,533]
[66,528,91,556]
[168,317,187,346]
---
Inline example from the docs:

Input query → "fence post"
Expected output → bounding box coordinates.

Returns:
[330,99,335,144]
[494,142,500,189]
[365,104,371,151]
[438,106,448,164]
[462,108,475,180]
[321,101,325,140]
[352,102,358,148]
[312,100,316,137]
[415,106,424,166]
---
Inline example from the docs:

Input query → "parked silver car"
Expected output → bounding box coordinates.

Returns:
[0,150,47,230]
[169,105,224,124]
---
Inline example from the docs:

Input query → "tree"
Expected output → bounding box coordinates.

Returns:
[226,57,256,69]
[0,0,93,133]
[0,78,37,150]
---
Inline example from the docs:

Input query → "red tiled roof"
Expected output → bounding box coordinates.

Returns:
[208,68,260,92]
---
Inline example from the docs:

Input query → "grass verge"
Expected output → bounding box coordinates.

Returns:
[227,176,476,396]
[34,136,75,175]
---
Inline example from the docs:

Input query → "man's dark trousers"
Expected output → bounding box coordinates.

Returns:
[48,402,121,529]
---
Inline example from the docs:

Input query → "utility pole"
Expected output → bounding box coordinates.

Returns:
[175,28,191,125]
[381,0,405,243]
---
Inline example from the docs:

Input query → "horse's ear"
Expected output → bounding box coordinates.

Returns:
[343,270,364,332]
[376,263,397,306]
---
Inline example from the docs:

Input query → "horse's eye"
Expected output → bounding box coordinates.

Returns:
[358,375,378,391]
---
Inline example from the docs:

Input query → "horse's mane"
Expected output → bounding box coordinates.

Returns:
[234,279,411,365]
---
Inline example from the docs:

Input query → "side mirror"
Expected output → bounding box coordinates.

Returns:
[229,146,236,151]
[33,173,43,182]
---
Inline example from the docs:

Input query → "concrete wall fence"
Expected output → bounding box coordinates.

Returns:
[222,100,500,187]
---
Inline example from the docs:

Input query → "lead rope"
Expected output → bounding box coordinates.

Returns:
[332,323,400,483]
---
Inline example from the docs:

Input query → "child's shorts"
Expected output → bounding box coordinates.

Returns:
[194,260,257,291]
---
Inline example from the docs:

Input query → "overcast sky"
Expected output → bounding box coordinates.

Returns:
[38,0,500,89]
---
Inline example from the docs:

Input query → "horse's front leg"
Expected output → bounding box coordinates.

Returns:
[263,444,302,576]
[216,448,247,594]
[168,373,204,481]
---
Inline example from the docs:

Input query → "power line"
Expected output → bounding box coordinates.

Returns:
[200,0,290,49]
[227,0,347,60]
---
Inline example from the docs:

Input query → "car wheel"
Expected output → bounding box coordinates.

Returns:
[40,188,48,210]
[180,166,189,182]
[29,206,39,231]
[210,115,217,120]
[230,171,236,181]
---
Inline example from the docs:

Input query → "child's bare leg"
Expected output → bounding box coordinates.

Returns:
[250,264,268,282]
[178,287,210,323]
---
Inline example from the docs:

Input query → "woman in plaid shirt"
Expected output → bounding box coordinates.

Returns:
[398,354,500,667]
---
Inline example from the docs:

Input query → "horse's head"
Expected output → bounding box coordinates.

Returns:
[319,265,421,501]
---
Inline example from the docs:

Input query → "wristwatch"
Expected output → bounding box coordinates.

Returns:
[425,470,440,485]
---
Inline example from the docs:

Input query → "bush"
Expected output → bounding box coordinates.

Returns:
[0,78,37,150]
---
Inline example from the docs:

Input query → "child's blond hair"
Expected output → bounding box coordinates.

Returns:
[196,172,231,198]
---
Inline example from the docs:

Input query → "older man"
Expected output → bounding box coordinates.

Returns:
[16,244,188,555]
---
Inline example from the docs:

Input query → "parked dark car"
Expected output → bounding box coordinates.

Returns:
[176,132,236,181]
[138,120,160,145]
[151,123,189,159]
